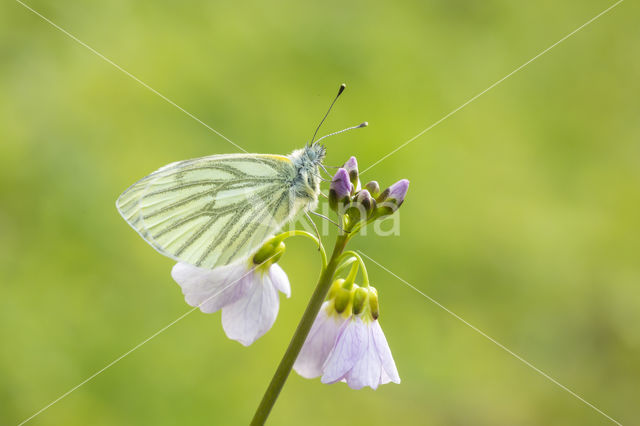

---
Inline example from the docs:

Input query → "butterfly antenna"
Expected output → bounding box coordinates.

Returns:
[313,122,368,145]
[309,83,347,146]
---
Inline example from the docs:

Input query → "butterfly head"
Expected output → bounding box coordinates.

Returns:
[292,144,326,179]
[305,142,327,165]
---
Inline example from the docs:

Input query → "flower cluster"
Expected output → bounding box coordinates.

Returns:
[170,155,409,392]
[329,156,409,232]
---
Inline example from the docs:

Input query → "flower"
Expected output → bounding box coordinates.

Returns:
[171,244,290,346]
[294,301,348,379]
[294,284,400,390]
[329,168,353,211]
[321,314,400,390]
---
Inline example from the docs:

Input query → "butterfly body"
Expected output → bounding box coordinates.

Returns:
[116,143,325,269]
[288,143,326,211]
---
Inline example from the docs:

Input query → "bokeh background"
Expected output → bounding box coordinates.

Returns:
[1,0,638,424]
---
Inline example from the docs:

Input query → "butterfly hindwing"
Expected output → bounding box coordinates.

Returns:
[117,154,298,269]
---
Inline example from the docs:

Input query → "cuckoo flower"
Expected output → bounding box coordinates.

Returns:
[294,281,400,390]
[172,239,290,346]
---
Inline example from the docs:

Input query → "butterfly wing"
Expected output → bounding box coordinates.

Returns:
[116,154,298,269]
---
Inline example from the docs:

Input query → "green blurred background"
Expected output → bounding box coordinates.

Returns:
[1,0,638,424]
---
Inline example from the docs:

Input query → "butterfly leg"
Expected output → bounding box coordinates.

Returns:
[304,211,322,250]
[309,210,348,234]
[319,163,332,176]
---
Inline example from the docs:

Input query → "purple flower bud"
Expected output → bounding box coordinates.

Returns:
[355,189,375,213]
[375,179,409,216]
[331,168,353,197]
[387,179,409,206]
[329,168,353,211]
[377,179,409,206]
[343,156,360,191]
[346,189,375,224]
[344,156,358,174]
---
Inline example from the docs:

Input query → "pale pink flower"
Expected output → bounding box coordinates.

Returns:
[172,260,290,346]
[294,301,400,390]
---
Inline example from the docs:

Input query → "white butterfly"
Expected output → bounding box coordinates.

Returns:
[116,85,365,269]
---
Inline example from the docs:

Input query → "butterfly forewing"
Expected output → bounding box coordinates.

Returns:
[117,154,297,269]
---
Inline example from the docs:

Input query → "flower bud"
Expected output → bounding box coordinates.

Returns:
[376,179,410,216]
[345,189,375,226]
[377,179,409,205]
[343,156,360,192]
[364,181,380,198]
[328,168,353,211]
[355,189,375,214]
[352,286,368,315]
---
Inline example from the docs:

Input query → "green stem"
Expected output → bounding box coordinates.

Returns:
[334,257,357,276]
[338,250,370,285]
[250,234,350,425]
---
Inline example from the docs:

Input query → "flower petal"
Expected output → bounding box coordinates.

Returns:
[171,262,249,313]
[221,274,280,346]
[344,329,382,390]
[321,316,368,384]
[371,320,400,384]
[268,263,291,298]
[294,302,347,379]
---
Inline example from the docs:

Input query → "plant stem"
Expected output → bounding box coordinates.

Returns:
[250,234,349,425]
[339,250,370,285]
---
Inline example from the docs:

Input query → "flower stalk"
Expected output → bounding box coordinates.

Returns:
[250,234,349,426]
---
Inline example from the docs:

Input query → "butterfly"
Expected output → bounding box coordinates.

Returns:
[116,84,366,269]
